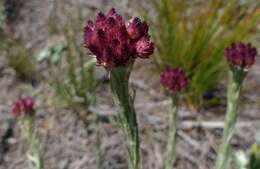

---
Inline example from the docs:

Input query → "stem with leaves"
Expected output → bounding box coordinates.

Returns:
[164,95,178,169]
[110,66,140,169]
[215,68,246,169]
[22,115,44,169]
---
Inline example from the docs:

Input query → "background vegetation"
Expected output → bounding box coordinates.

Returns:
[148,0,260,109]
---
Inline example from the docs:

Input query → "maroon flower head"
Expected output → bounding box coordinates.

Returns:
[84,8,153,70]
[11,96,35,117]
[225,42,257,68]
[160,67,189,93]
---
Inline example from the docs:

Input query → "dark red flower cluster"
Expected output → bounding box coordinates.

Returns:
[160,67,189,93]
[84,8,154,70]
[12,96,34,117]
[225,42,257,68]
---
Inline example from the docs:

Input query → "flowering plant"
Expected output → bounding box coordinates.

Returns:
[84,8,153,169]
[160,67,188,169]
[11,97,44,169]
[215,42,258,169]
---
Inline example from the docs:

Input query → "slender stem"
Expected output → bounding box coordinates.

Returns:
[23,115,44,169]
[215,69,245,169]
[65,27,78,93]
[110,67,140,169]
[164,95,178,169]
[94,111,104,169]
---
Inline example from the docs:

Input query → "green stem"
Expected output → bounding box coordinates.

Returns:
[65,27,78,93]
[215,69,246,169]
[110,67,140,169]
[164,95,178,169]
[22,115,44,169]
[94,112,103,169]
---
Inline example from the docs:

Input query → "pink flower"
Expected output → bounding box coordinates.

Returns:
[136,36,154,58]
[160,67,189,93]
[225,42,257,68]
[11,96,35,117]
[84,8,153,70]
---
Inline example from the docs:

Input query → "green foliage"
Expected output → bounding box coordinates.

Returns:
[37,8,101,109]
[249,144,260,169]
[148,0,260,107]
[110,67,140,169]
[37,43,66,64]
[0,1,35,82]
[37,41,99,109]
[22,115,44,169]
[235,144,260,169]
[39,7,104,168]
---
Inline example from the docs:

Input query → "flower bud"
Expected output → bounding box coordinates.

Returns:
[11,96,35,117]
[225,42,257,68]
[160,67,189,93]
[126,17,148,40]
[136,36,154,58]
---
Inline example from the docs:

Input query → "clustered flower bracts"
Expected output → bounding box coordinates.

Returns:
[160,67,189,93]
[84,8,154,70]
[225,42,257,68]
[12,96,34,117]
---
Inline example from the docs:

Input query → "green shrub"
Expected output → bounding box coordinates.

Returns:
[3,38,36,82]
[37,8,104,167]
[147,0,259,108]
[37,38,99,110]
[0,1,35,82]
[37,7,101,110]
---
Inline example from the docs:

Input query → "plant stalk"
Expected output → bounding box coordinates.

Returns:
[215,69,245,169]
[23,115,44,169]
[110,67,140,169]
[164,95,178,169]
[94,111,103,169]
